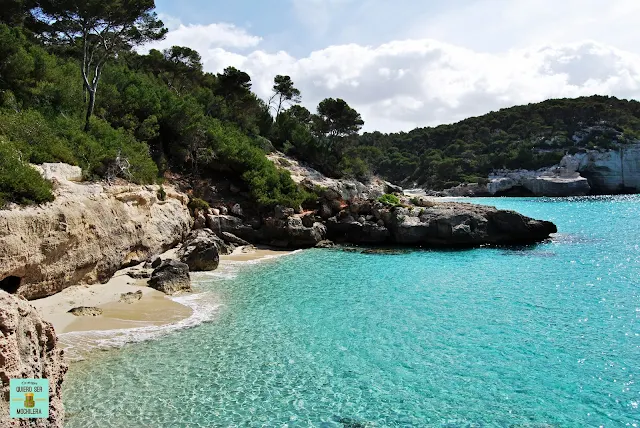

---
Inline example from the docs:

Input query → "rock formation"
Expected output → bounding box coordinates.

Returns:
[559,142,640,193]
[476,143,640,197]
[206,195,556,248]
[119,290,143,304]
[178,229,221,271]
[487,169,591,197]
[0,291,67,428]
[267,152,402,201]
[148,260,192,295]
[0,165,192,300]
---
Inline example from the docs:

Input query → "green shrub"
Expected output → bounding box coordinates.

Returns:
[157,185,166,201]
[378,193,401,206]
[188,197,209,213]
[0,139,53,207]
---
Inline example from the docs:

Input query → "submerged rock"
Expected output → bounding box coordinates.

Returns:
[0,291,67,427]
[119,290,143,304]
[67,306,103,316]
[148,260,191,295]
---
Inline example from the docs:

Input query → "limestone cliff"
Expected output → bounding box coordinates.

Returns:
[0,291,67,427]
[560,143,640,193]
[0,164,192,300]
[478,143,640,197]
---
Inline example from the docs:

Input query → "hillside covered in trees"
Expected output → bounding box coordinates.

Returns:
[349,96,640,189]
[1,1,639,208]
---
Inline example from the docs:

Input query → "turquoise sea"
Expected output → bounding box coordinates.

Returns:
[63,196,640,427]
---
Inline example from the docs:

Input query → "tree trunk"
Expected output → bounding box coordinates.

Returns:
[84,89,96,132]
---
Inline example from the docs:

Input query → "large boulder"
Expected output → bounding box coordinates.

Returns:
[148,260,191,295]
[326,216,391,244]
[178,229,222,271]
[383,181,403,195]
[0,291,67,428]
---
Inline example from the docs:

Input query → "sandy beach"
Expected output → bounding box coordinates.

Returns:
[31,245,295,336]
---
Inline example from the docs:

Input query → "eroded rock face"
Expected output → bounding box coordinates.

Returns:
[148,260,191,295]
[178,229,221,271]
[0,291,67,428]
[0,175,191,300]
[483,142,640,196]
[560,143,640,193]
[487,169,591,197]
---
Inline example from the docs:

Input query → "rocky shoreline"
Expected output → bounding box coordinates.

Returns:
[0,162,559,424]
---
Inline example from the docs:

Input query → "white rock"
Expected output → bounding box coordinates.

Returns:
[33,162,83,182]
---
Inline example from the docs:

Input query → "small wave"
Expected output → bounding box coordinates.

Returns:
[59,291,220,361]
[59,249,302,361]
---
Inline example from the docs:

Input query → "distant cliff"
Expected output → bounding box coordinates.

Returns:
[443,142,640,197]
[345,96,640,192]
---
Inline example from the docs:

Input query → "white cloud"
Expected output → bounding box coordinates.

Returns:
[191,39,640,132]
[142,21,262,54]
[143,11,640,133]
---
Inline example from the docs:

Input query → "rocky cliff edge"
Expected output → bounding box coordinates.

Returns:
[0,164,192,300]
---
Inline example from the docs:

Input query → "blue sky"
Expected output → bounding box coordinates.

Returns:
[146,0,640,132]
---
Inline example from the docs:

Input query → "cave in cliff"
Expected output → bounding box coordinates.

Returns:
[494,186,536,197]
[0,276,21,294]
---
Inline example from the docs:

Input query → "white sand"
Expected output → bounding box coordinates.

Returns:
[32,245,294,335]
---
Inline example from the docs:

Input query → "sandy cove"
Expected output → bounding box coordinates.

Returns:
[31,246,294,336]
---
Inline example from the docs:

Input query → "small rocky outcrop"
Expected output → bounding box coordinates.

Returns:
[178,229,222,271]
[119,290,143,304]
[126,268,153,279]
[0,291,67,428]
[325,201,556,247]
[67,306,103,316]
[148,260,192,295]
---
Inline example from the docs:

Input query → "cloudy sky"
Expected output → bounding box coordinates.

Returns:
[147,0,640,132]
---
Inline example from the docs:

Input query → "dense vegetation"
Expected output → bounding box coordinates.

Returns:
[1,2,639,209]
[0,2,327,208]
[348,96,640,189]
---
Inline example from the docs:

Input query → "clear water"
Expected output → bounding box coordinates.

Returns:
[63,196,640,427]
